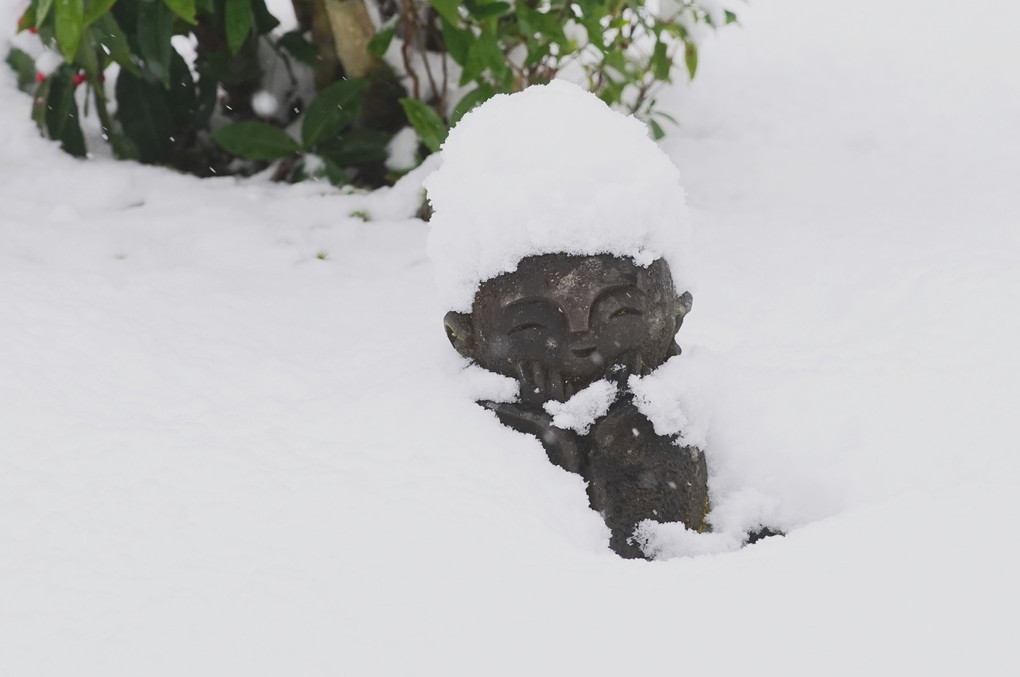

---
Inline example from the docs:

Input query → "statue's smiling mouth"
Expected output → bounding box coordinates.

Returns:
[571,345,597,359]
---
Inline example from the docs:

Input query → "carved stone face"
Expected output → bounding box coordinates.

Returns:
[444,254,692,400]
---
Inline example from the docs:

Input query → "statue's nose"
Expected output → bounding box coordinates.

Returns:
[562,306,589,334]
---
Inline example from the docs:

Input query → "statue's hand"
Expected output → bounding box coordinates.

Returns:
[605,349,649,388]
[479,400,585,475]
[513,361,573,406]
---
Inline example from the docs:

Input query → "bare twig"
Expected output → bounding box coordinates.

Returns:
[399,0,421,99]
[416,9,440,106]
[423,9,449,116]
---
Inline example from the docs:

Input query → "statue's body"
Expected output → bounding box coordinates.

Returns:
[444,253,709,558]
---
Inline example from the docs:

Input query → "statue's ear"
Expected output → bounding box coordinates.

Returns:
[674,291,693,332]
[443,311,475,358]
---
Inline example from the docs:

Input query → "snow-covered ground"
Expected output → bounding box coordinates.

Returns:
[2,0,1018,674]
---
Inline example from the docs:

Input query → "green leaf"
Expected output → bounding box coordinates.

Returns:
[581,16,603,51]
[399,98,447,152]
[161,0,196,23]
[684,41,697,79]
[251,0,279,33]
[648,118,664,141]
[31,76,53,132]
[166,49,198,123]
[317,129,390,165]
[301,78,369,148]
[724,10,738,25]
[652,40,670,81]
[459,41,484,86]
[55,0,85,63]
[75,26,100,79]
[6,47,38,92]
[195,70,218,124]
[460,29,507,87]
[115,67,174,162]
[212,121,301,160]
[108,130,140,160]
[137,0,173,88]
[472,30,510,85]
[225,0,253,55]
[38,0,56,25]
[45,65,87,156]
[17,4,36,33]
[450,83,494,125]
[91,13,139,75]
[602,48,626,73]
[195,0,214,13]
[316,156,350,187]
[278,31,317,66]
[367,26,395,58]
[111,0,140,51]
[652,108,678,126]
[479,29,506,71]
[427,0,460,26]
[84,0,116,25]
[465,0,510,20]
[440,18,470,65]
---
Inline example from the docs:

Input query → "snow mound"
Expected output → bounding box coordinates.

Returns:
[455,362,520,403]
[632,519,743,559]
[629,350,717,448]
[543,379,619,434]
[425,80,693,312]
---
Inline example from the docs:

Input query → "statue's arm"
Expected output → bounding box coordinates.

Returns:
[479,400,585,475]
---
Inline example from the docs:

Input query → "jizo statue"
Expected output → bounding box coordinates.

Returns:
[425,81,713,559]
[443,253,709,559]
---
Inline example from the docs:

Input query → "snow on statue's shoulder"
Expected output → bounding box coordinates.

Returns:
[629,348,718,449]
[425,80,693,312]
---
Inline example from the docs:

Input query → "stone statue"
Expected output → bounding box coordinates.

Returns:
[423,80,723,558]
[443,252,709,559]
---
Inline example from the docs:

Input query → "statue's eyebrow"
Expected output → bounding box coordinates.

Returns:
[502,296,562,311]
[592,284,646,305]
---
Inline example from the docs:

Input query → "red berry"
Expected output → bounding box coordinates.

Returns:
[72,72,87,87]
[28,26,38,34]
[35,72,45,83]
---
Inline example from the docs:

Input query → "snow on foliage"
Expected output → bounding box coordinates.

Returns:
[425,80,693,312]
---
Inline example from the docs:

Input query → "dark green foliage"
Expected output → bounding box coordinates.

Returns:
[8,0,739,188]
[115,68,175,162]
[211,121,301,160]
[42,65,86,157]
[54,0,83,63]
[224,0,253,55]
[277,30,317,66]
[5,47,36,91]
[302,78,369,147]
[399,98,447,152]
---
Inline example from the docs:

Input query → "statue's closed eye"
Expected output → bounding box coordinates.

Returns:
[509,322,545,334]
[612,307,642,318]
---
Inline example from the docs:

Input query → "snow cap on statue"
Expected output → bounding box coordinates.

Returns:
[425,79,693,313]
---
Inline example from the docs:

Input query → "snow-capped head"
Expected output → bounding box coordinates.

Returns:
[425,80,693,312]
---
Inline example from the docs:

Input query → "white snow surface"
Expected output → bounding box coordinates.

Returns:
[629,349,715,448]
[425,80,692,312]
[543,379,619,434]
[3,0,1020,674]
